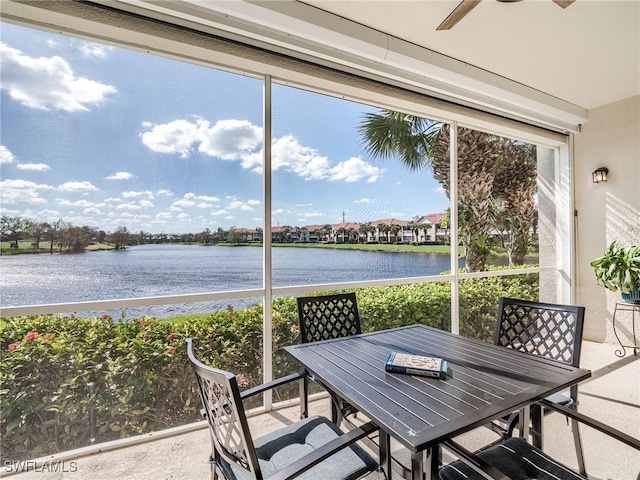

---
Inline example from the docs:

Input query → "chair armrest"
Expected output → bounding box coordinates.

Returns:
[268,421,379,480]
[539,398,640,451]
[442,439,509,480]
[240,371,307,400]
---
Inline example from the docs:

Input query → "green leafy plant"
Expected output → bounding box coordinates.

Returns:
[590,241,640,293]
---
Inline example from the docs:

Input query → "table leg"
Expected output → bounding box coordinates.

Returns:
[299,373,308,419]
[518,405,530,440]
[379,431,392,480]
[531,403,543,449]
[410,450,424,480]
[428,445,441,480]
[410,446,440,480]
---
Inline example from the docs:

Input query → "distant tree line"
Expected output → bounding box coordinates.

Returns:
[0,217,258,253]
[0,216,130,253]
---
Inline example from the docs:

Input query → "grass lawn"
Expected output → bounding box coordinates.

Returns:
[0,240,114,255]
[220,241,458,254]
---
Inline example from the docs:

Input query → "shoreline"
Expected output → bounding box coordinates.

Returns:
[2,241,458,256]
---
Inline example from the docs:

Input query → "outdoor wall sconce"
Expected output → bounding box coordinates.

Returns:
[592,167,609,183]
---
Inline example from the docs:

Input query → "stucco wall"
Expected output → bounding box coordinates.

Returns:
[574,95,640,343]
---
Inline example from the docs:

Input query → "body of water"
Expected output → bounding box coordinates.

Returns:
[1,244,458,318]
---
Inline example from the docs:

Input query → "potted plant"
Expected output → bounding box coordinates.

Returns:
[590,241,640,304]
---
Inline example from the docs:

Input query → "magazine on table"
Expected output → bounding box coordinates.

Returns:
[385,352,448,379]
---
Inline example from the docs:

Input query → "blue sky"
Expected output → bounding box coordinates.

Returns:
[1,22,449,234]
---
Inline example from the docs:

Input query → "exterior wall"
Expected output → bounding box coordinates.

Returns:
[574,95,640,342]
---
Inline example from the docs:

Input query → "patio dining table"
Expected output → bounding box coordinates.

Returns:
[284,324,591,480]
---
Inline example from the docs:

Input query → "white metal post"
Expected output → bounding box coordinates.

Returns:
[450,121,460,335]
[263,75,273,410]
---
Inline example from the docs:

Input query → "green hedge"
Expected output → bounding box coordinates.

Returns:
[1,272,537,461]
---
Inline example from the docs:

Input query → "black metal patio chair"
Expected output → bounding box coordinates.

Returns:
[186,338,380,480]
[490,297,587,475]
[439,399,640,480]
[296,292,362,427]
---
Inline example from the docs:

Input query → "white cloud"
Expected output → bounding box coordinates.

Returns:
[172,198,196,208]
[155,212,172,219]
[156,189,173,197]
[227,198,257,211]
[0,207,21,216]
[0,145,15,164]
[211,209,228,216]
[177,213,190,220]
[228,200,244,210]
[83,207,102,215]
[58,181,98,192]
[140,118,263,161]
[0,179,53,204]
[122,190,153,198]
[0,42,117,112]
[57,199,97,207]
[198,119,262,160]
[106,171,135,180]
[38,209,61,217]
[139,117,383,183]
[140,119,204,158]
[139,200,154,208]
[116,203,143,210]
[329,157,383,183]
[355,198,372,204]
[79,43,112,59]
[198,195,220,202]
[17,163,51,171]
[172,193,221,209]
[265,137,382,183]
[270,135,331,180]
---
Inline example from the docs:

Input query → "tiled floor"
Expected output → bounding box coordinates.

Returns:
[4,341,639,480]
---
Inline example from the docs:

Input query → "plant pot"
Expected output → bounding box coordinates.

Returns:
[621,288,640,304]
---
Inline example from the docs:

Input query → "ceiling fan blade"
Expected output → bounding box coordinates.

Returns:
[436,0,482,31]
[552,0,576,8]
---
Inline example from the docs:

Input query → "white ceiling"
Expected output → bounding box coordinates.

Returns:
[28,0,636,129]
[109,0,638,129]
[299,0,639,110]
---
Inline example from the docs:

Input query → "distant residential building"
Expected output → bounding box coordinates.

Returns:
[414,213,446,242]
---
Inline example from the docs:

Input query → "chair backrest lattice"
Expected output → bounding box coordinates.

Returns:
[297,293,362,344]
[187,339,261,480]
[494,297,585,367]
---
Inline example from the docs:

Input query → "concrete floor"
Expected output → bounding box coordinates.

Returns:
[3,341,638,480]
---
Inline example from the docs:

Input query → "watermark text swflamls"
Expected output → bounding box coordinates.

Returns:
[3,460,78,474]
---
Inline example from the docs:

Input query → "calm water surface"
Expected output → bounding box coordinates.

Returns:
[1,244,457,318]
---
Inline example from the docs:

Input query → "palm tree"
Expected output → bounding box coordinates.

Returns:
[407,220,420,243]
[358,222,373,243]
[359,111,514,272]
[377,223,390,243]
[299,227,308,243]
[493,140,537,265]
[390,223,401,243]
